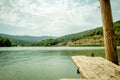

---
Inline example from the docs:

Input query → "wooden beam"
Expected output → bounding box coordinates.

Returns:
[99,0,118,65]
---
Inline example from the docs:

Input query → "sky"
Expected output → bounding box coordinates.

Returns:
[0,0,120,37]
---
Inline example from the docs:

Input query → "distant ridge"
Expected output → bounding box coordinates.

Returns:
[0,33,57,46]
[0,33,57,42]
[0,20,120,47]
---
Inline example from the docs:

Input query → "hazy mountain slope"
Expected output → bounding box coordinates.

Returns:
[35,20,120,46]
[0,33,57,42]
[0,33,57,46]
[56,20,120,46]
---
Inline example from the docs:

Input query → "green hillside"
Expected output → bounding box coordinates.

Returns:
[34,20,120,46]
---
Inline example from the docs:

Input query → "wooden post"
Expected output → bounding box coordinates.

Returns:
[99,0,118,65]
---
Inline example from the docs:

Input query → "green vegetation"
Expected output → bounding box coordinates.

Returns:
[34,20,120,46]
[0,36,12,47]
[11,39,34,46]
[33,39,59,46]
[114,20,120,45]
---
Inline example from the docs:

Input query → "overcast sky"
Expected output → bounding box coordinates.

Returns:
[0,0,120,37]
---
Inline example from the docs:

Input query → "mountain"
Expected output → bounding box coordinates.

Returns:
[0,20,120,47]
[0,33,56,42]
[34,20,120,46]
[0,33,57,46]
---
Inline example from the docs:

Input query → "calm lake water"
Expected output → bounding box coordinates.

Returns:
[0,47,120,80]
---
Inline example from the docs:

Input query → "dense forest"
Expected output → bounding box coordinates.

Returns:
[0,36,12,47]
[33,20,120,46]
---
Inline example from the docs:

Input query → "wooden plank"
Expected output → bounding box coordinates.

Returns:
[72,56,120,80]
[59,79,87,80]
[72,56,101,80]
[97,57,120,79]
[59,79,80,80]
[86,57,119,80]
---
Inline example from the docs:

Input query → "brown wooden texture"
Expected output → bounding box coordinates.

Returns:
[72,56,120,80]
[59,79,80,80]
[99,0,118,65]
[60,79,86,80]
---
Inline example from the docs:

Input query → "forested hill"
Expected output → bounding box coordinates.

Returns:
[34,20,120,46]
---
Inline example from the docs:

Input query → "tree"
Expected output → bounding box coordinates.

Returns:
[0,36,12,47]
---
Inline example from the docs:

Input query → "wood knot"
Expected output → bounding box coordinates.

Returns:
[114,69,120,77]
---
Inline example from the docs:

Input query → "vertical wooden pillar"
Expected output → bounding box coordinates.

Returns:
[99,0,118,65]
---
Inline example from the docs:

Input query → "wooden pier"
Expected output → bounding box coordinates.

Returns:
[60,56,120,80]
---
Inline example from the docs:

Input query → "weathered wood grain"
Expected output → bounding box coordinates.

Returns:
[59,79,80,80]
[72,56,120,80]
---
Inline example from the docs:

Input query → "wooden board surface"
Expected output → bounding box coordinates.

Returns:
[59,79,80,80]
[72,56,120,80]
[60,79,86,80]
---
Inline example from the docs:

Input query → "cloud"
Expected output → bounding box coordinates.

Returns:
[0,0,119,36]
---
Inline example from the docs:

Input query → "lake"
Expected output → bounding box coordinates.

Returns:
[0,47,120,80]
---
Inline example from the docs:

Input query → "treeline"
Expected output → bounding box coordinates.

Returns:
[11,39,34,46]
[33,39,59,46]
[0,36,12,47]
